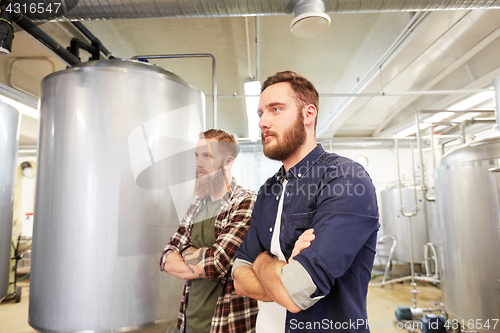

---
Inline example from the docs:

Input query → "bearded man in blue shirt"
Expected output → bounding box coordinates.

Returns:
[232,71,379,333]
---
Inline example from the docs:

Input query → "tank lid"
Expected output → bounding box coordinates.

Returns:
[43,58,197,90]
[440,132,500,166]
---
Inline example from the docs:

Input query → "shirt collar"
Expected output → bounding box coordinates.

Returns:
[275,144,326,182]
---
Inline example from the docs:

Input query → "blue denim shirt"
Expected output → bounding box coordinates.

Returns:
[235,144,379,332]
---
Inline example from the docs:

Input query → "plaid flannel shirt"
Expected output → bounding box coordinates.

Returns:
[160,179,258,333]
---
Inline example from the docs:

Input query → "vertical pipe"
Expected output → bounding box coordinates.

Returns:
[429,126,436,169]
[255,16,260,80]
[415,113,435,202]
[410,140,418,209]
[408,216,417,308]
[395,136,418,216]
[494,76,500,129]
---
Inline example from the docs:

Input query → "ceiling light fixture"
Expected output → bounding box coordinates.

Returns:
[447,90,495,111]
[289,0,331,39]
[395,112,455,138]
[244,81,261,142]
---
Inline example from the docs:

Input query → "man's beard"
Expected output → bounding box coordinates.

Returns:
[262,111,307,161]
[194,163,226,198]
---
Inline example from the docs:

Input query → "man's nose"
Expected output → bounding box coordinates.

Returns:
[259,112,270,130]
[195,156,204,168]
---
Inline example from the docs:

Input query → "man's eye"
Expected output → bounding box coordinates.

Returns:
[273,107,281,113]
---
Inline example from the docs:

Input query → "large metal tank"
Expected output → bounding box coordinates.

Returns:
[0,101,20,302]
[380,184,429,263]
[435,136,500,333]
[30,59,205,332]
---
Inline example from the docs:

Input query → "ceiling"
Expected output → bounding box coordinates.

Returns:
[2,4,500,147]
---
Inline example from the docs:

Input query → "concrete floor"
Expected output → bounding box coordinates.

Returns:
[0,274,442,333]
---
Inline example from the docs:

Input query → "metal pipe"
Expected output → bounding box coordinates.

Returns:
[494,76,500,128]
[370,275,440,287]
[408,215,418,309]
[377,235,397,284]
[410,140,418,207]
[394,136,418,217]
[415,113,435,202]
[71,21,112,58]
[214,90,493,99]
[12,15,81,66]
[131,54,217,128]
[255,17,260,80]
[429,127,436,169]
[419,109,495,114]
[440,137,460,155]
[460,121,467,144]
[244,17,253,80]
[48,1,500,26]
[423,242,440,280]
[488,166,500,234]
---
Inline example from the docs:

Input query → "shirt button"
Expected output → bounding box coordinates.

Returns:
[269,228,273,232]
[276,196,279,200]
[298,173,302,177]
[286,192,289,197]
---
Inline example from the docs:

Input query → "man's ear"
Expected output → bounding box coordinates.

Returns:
[225,156,235,169]
[304,104,317,127]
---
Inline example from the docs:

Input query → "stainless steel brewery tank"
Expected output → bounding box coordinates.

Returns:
[435,136,500,333]
[0,101,20,302]
[380,184,429,263]
[30,59,206,332]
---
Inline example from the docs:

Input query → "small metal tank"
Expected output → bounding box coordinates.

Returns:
[30,59,205,332]
[0,101,20,302]
[380,184,429,263]
[435,136,500,333]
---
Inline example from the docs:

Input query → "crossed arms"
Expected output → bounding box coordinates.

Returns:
[162,246,209,280]
[160,194,256,281]
[233,229,315,313]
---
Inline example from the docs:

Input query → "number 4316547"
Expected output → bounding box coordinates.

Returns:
[5,2,62,14]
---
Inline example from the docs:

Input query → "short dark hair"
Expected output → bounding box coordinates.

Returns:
[199,129,238,159]
[261,71,319,131]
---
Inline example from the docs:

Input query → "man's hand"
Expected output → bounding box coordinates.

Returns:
[253,252,302,313]
[290,228,315,262]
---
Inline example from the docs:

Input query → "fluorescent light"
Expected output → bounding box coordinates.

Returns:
[447,90,495,111]
[244,81,261,142]
[0,95,39,119]
[396,112,455,138]
[424,112,455,123]
[396,124,430,138]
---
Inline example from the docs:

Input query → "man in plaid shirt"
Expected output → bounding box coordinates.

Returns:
[160,129,258,333]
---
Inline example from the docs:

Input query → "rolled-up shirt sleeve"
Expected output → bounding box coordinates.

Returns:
[231,258,253,279]
[280,259,322,310]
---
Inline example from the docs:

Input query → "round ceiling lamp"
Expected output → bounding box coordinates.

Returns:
[289,0,331,39]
